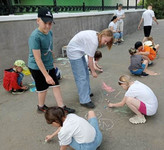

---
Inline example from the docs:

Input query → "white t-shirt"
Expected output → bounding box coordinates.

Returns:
[108,21,117,31]
[67,30,99,60]
[114,9,125,23]
[143,41,153,47]
[85,54,95,66]
[142,9,155,26]
[125,81,158,116]
[58,114,96,146]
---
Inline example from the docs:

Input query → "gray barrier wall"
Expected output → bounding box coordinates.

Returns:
[0,9,144,79]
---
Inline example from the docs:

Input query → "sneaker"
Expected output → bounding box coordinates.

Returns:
[113,42,118,45]
[141,72,149,76]
[81,101,95,108]
[148,62,153,66]
[37,105,49,113]
[121,38,124,42]
[129,115,146,124]
[12,89,25,95]
[63,106,75,113]
[90,93,94,97]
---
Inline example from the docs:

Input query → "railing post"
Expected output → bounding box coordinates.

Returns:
[116,3,118,10]
[142,0,144,9]
[102,0,104,11]
[127,0,129,10]
[8,0,13,14]
[135,0,137,9]
[83,2,85,12]
[53,0,58,13]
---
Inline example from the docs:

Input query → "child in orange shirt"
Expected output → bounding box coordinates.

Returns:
[135,41,156,65]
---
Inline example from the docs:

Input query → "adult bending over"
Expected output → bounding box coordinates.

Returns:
[67,29,113,108]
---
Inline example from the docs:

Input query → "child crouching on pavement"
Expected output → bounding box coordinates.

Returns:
[128,48,158,76]
[3,60,29,94]
[45,107,102,150]
[108,75,158,124]
[85,50,103,73]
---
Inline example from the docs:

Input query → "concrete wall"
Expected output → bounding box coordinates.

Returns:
[0,9,144,79]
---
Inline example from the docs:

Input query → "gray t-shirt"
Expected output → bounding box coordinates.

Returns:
[128,55,143,70]
[28,29,54,70]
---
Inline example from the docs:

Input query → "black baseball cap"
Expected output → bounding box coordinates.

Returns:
[134,41,142,49]
[38,7,55,24]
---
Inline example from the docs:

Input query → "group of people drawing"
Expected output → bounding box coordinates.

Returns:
[2,4,160,150]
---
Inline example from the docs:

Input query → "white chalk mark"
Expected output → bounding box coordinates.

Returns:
[99,118,114,131]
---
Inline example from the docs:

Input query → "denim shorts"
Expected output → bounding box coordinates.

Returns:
[69,117,102,150]
[130,64,146,75]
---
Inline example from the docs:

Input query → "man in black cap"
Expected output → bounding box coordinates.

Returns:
[28,7,75,114]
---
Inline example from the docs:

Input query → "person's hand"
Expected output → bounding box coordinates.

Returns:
[45,135,53,142]
[108,103,114,108]
[45,75,55,85]
[91,71,98,78]
[138,26,140,30]
[100,69,103,73]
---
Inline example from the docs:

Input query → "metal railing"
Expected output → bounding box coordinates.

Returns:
[0,0,144,15]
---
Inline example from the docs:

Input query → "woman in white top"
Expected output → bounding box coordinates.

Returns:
[67,29,113,108]
[45,107,102,150]
[114,4,125,41]
[108,16,123,44]
[108,75,158,124]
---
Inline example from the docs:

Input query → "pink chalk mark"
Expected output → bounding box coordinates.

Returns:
[102,82,115,93]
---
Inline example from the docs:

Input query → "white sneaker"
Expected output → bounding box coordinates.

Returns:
[129,115,146,124]
[121,38,124,42]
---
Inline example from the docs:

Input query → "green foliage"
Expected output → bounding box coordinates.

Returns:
[146,0,164,19]
[137,0,146,6]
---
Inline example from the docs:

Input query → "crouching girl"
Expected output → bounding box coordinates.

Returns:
[45,107,102,150]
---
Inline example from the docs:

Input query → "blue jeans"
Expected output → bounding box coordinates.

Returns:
[70,118,103,150]
[130,64,146,75]
[17,72,24,86]
[113,32,123,39]
[69,56,91,104]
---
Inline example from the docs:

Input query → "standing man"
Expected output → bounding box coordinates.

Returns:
[138,5,158,42]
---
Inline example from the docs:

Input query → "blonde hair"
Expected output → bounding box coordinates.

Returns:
[97,28,114,50]
[118,75,132,86]
[147,36,153,41]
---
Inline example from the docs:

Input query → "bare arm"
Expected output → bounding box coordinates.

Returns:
[32,50,55,85]
[119,14,125,19]
[60,145,68,150]
[45,127,61,141]
[109,26,116,33]
[138,51,149,56]
[153,17,158,25]
[138,18,143,30]
[94,61,103,72]
[108,96,127,108]
[88,56,97,78]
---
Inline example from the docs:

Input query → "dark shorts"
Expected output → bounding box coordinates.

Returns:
[144,26,152,37]
[29,68,59,92]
